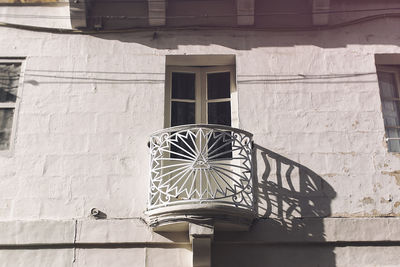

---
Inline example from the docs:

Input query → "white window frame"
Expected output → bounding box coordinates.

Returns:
[164,65,238,128]
[0,58,25,156]
[376,65,400,153]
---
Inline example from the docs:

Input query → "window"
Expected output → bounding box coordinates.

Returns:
[0,60,22,151]
[165,60,237,160]
[377,66,400,152]
[149,57,253,208]
[165,65,236,127]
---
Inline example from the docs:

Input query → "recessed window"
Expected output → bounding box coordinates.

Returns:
[165,66,235,127]
[0,60,22,151]
[376,66,400,152]
[165,56,237,160]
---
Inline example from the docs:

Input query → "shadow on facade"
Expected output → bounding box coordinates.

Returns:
[92,17,400,50]
[213,144,337,267]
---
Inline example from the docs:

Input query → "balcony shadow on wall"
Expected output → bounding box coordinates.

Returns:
[213,144,337,267]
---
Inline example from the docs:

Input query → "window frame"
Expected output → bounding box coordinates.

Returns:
[164,65,238,128]
[376,65,400,153]
[0,58,25,156]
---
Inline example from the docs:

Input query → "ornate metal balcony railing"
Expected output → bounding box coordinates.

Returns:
[148,124,254,214]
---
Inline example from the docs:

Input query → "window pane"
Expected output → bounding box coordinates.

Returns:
[384,108,400,128]
[377,71,400,152]
[171,72,195,100]
[170,101,196,159]
[208,101,231,126]
[171,101,195,126]
[207,72,230,100]
[208,131,232,159]
[0,108,14,150]
[378,72,399,99]
[207,74,232,158]
[387,128,400,152]
[171,134,196,159]
[0,63,20,103]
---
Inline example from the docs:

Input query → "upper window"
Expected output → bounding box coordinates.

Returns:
[377,66,400,152]
[0,60,22,151]
[165,65,236,128]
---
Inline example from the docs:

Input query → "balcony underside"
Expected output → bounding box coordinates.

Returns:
[147,203,256,232]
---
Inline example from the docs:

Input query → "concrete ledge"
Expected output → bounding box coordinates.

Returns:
[0,218,189,246]
[216,217,400,244]
[76,219,188,244]
[0,220,75,245]
[1,217,400,246]
[324,217,400,242]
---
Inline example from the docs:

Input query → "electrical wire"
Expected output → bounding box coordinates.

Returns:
[26,69,165,74]
[0,71,379,86]
[0,72,376,78]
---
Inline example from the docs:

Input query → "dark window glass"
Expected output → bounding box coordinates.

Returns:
[0,63,20,103]
[208,101,232,159]
[378,72,399,99]
[170,134,196,160]
[170,101,196,159]
[171,101,195,127]
[172,72,195,100]
[208,101,231,126]
[0,108,14,150]
[207,131,232,160]
[207,72,230,100]
[378,71,400,152]
[387,128,400,152]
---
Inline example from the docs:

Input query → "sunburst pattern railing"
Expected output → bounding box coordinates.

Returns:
[148,124,254,212]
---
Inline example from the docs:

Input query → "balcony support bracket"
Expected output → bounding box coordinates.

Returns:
[190,223,214,267]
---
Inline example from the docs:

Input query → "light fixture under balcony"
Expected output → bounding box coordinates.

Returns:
[147,124,256,231]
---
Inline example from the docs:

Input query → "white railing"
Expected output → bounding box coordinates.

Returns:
[148,124,254,212]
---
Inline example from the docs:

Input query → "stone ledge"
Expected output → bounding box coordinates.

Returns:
[1,217,400,246]
[0,220,75,245]
[215,217,400,243]
[76,219,189,244]
[0,218,188,246]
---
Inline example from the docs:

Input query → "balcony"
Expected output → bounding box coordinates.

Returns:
[147,124,255,231]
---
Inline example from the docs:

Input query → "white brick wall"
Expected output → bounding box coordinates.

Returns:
[1,6,400,266]
[0,23,399,220]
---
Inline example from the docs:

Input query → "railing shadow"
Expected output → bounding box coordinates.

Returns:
[255,144,336,231]
[213,144,337,267]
